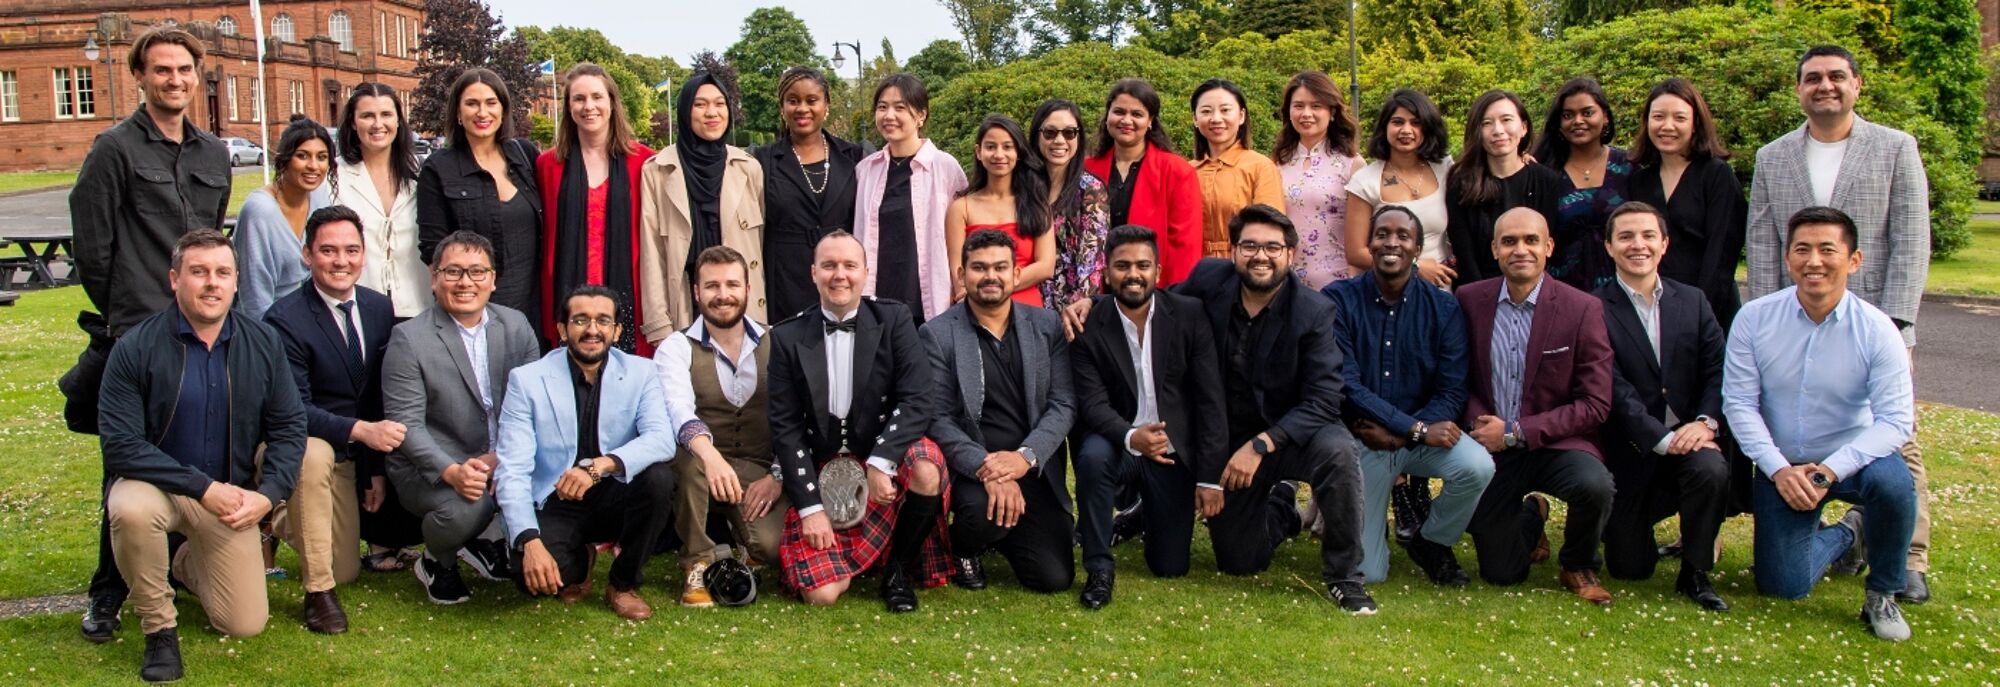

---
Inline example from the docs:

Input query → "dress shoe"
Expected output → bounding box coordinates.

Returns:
[950,555,988,590]
[1675,569,1729,612]
[881,563,919,613]
[1897,570,1931,605]
[303,590,349,634]
[605,585,653,620]
[1525,494,1552,565]
[1829,507,1867,576]
[558,581,593,605]
[140,628,182,683]
[1079,570,1115,610]
[80,593,121,643]
[1404,537,1470,588]
[1559,568,1614,605]
[1110,504,1146,545]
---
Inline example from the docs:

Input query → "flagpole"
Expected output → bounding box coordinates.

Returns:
[250,0,269,186]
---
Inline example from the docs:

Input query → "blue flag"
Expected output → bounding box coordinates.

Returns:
[537,59,555,75]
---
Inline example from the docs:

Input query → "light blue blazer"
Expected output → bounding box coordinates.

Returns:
[495,347,676,544]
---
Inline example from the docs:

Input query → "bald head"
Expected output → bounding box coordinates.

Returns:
[812,231,867,314]
[1491,207,1553,285]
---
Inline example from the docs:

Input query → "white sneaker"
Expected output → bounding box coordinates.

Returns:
[1861,590,1911,641]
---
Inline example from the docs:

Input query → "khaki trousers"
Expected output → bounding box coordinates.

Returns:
[1904,347,1930,573]
[674,455,786,566]
[106,479,267,636]
[263,438,361,592]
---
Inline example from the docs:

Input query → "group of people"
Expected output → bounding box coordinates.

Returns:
[61,25,1935,683]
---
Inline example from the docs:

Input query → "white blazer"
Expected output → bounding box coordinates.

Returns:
[334,161,426,317]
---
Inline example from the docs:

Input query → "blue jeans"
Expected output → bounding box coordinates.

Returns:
[1357,435,1494,583]
[1752,454,1915,599]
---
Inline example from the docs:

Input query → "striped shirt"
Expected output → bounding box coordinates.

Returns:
[1489,277,1543,427]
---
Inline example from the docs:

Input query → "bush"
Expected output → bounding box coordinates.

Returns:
[529,113,555,149]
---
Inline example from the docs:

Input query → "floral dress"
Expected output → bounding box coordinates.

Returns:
[1045,172,1111,309]
[1279,144,1364,290]
[1548,147,1633,292]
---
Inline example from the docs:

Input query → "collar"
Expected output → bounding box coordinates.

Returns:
[686,316,765,350]
[1498,275,1545,307]
[565,350,600,389]
[819,306,858,324]
[1615,274,1663,306]
[172,307,235,345]
[1363,270,1419,304]
[316,284,358,313]
[454,307,491,336]
[1787,287,1850,323]
[1120,298,1155,335]
[1200,145,1250,168]
[133,104,193,145]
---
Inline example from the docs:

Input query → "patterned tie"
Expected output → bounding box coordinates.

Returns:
[338,300,365,375]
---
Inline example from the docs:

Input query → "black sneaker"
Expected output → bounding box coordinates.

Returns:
[1404,537,1471,588]
[458,539,512,581]
[416,554,471,605]
[80,593,121,643]
[1328,581,1378,615]
[140,627,182,683]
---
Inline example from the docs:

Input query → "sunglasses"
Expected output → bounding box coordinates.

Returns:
[1038,127,1081,142]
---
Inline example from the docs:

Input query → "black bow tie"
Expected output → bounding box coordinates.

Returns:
[824,317,857,335]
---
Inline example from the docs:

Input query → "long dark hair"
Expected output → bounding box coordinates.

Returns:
[274,116,337,195]
[1092,78,1175,157]
[1448,90,1532,206]
[1365,88,1449,163]
[443,67,512,151]
[1272,71,1359,164]
[337,82,417,186]
[1190,78,1251,160]
[1031,98,1088,227]
[554,63,641,162]
[966,115,1051,239]
[1531,77,1615,169]
[1630,77,1731,166]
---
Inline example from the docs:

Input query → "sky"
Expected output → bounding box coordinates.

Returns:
[483,0,962,68]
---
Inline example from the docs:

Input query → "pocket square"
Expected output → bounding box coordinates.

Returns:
[1542,346,1571,355]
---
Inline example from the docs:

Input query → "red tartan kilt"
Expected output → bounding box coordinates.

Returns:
[780,437,954,593]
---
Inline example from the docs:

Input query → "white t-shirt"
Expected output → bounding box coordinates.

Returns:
[1345,157,1454,264]
[1805,135,1848,207]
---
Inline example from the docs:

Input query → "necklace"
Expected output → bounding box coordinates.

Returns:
[794,134,830,195]
[1384,161,1428,196]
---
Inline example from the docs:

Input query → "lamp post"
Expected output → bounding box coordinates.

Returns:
[830,41,863,81]
[1347,0,1360,111]
[82,33,122,123]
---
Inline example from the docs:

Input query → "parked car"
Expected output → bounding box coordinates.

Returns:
[224,138,264,166]
[1981,181,2000,201]
[413,137,433,164]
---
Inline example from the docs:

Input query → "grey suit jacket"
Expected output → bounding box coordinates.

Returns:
[920,302,1075,506]
[1747,114,1929,342]
[382,304,542,487]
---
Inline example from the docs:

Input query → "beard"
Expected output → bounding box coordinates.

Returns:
[968,279,1012,308]
[1238,258,1286,293]
[1113,277,1153,310]
[569,338,608,365]
[701,299,744,331]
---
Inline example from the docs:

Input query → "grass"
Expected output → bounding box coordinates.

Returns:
[1973,200,2000,216]
[1928,217,2000,296]
[0,172,80,197]
[1,286,1997,683]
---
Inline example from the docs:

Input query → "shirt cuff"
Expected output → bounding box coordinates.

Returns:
[1196,483,1222,491]
[1651,434,1672,456]
[677,420,712,449]
[796,504,825,518]
[1264,427,1289,449]
[1123,428,1142,457]
[513,529,540,549]
[866,456,898,476]
[1821,450,1868,482]
[1755,454,1794,480]
[603,454,626,476]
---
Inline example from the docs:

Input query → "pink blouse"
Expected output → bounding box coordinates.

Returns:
[1279,144,1363,290]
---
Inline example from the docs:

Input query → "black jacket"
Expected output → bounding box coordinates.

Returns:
[1445,163,1563,285]
[1594,277,1726,459]
[766,297,933,512]
[98,308,307,504]
[753,132,869,320]
[263,284,396,475]
[70,107,233,338]
[416,139,542,313]
[1070,291,1229,483]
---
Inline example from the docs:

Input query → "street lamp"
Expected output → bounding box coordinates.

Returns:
[83,33,122,122]
[831,41,863,80]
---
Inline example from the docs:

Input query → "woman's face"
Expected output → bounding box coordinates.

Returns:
[567,75,613,139]
[457,82,503,143]
[1105,93,1151,149]
[1559,92,1608,148]
[783,79,829,136]
[690,83,730,142]
[1478,99,1526,158]
[285,138,330,193]
[1647,93,1695,158]
[1194,88,1244,150]
[1385,107,1424,155]
[1288,88,1329,142]
[976,126,1017,178]
[352,94,399,156]
[873,86,925,144]
[1037,109,1081,169]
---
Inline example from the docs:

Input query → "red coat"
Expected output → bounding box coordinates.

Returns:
[1456,276,1613,459]
[536,143,656,356]
[1083,144,1203,285]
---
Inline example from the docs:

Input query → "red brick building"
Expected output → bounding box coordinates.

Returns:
[0,0,426,172]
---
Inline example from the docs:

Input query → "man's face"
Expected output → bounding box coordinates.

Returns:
[811,235,867,312]
[429,245,495,317]
[306,220,365,297]
[961,245,1018,308]
[1232,223,1292,293]
[1796,55,1860,120]
[1785,223,1861,302]
[561,294,619,365]
[1491,211,1553,283]
[1106,241,1159,310]
[136,43,199,115]
[1606,213,1668,281]
[695,260,749,331]
[171,245,236,326]
[1367,213,1420,281]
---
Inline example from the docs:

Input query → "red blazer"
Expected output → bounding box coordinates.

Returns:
[1456,275,1613,459]
[536,143,656,356]
[1084,144,1203,285]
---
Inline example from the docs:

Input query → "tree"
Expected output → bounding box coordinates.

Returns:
[1554,0,1717,30]
[940,0,1025,65]
[514,26,665,146]
[410,0,538,138]
[1893,0,1985,170]
[724,7,827,139]
[906,40,976,95]
[1127,0,1232,57]
[1022,0,1127,54]
[1356,0,1534,65]
[1229,0,1333,39]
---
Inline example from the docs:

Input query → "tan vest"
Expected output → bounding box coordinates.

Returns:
[689,335,772,462]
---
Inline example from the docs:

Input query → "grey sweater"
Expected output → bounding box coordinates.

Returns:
[234,185,331,319]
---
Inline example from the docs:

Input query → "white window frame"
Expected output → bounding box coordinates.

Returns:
[228,76,240,121]
[1,71,18,122]
[273,13,295,43]
[396,15,408,57]
[288,81,305,117]
[218,16,237,36]
[377,12,387,55]
[330,11,354,52]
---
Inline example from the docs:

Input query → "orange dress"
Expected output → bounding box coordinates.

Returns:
[965,222,1043,307]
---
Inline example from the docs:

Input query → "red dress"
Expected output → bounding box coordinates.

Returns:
[965,222,1044,307]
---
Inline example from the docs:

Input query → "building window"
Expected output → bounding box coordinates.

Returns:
[162,19,177,28]
[1,71,17,122]
[377,12,387,55]
[53,67,95,119]
[218,16,237,36]
[330,11,354,52]
[396,15,408,57]
[252,78,264,122]
[273,13,295,43]
[289,81,305,117]
[228,77,240,121]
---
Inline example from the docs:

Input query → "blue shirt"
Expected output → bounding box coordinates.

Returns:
[1722,287,1913,480]
[1489,276,1542,427]
[159,310,234,482]
[1324,273,1468,433]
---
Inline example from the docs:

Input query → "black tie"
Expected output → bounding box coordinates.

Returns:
[338,300,365,374]
[823,316,856,335]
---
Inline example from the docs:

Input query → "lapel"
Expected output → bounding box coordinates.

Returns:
[953,309,986,422]
[769,142,815,207]
[1252,280,1295,376]
[485,313,514,405]
[1017,309,1045,413]
[794,317,833,438]
[720,148,752,228]
[850,303,881,417]
[1099,301,1140,397]
[302,290,361,389]
[1658,282,1688,378]
[432,308,485,404]
[660,147,693,236]
[1520,280,1553,398]
[1827,116,1873,209]
[341,164,388,217]
[1602,284,1658,378]
[825,137,857,216]
[541,359,577,448]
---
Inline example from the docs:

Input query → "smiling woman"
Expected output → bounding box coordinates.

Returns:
[235,117,334,319]
[536,63,656,354]
[638,71,767,341]
[417,68,545,320]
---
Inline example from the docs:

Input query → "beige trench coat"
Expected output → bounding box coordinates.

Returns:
[638,144,766,342]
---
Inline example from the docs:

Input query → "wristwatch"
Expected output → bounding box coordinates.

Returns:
[1695,415,1719,433]
[577,458,603,482]
[1502,431,1522,449]
[1251,435,1273,456]
[1018,446,1039,469]
[1808,469,1834,489]
[1409,422,1428,445]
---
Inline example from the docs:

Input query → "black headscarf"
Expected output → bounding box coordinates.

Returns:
[553,138,636,352]
[677,72,732,278]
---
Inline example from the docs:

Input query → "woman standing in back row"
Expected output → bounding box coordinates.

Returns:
[1534,77,1631,292]
[1344,89,1455,288]
[1033,99,1111,310]
[755,67,868,321]
[639,71,766,342]
[854,73,966,324]
[1189,78,1286,259]
[536,63,656,353]
[946,115,1056,306]
[336,83,426,321]
[1084,78,1203,286]
[1445,89,1562,285]
[417,68,543,317]
[1273,71,1364,290]
[1627,77,1747,327]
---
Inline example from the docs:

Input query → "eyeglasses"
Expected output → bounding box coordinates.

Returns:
[1235,241,1290,257]
[1038,127,1081,142]
[434,266,494,282]
[567,315,618,329]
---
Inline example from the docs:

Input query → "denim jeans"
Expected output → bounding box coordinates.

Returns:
[1357,435,1494,583]
[1751,454,1915,599]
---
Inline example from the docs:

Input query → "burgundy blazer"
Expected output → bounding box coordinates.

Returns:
[1456,275,1613,459]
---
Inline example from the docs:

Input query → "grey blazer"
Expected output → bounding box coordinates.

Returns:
[920,302,1076,509]
[382,304,541,487]
[1747,114,1929,340]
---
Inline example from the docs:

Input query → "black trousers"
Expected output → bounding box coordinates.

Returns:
[1466,448,1615,585]
[1073,432,1196,577]
[510,462,677,593]
[1602,447,1730,579]
[90,474,126,603]
[949,473,1077,593]
[1207,425,1364,587]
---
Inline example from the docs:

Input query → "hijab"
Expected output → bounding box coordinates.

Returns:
[676,73,732,277]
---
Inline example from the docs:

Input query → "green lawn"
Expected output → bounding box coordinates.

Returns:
[0,287,1996,683]
[1929,217,2000,296]
[1973,200,2000,216]
[0,171,80,197]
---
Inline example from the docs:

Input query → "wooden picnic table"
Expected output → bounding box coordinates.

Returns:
[1,231,76,289]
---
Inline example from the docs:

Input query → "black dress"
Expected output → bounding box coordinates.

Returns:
[753,131,866,320]
[492,190,540,316]
[874,155,924,323]
[1629,156,1748,327]
[1445,163,1564,285]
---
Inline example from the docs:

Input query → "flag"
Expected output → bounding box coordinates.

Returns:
[655,79,673,91]
[537,59,555,75]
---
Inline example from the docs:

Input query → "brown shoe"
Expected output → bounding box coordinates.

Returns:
[303,590,348,634]
[1525,494,1552,565]
[1560,569,1614,605]
[606,585,653,620]
[557,580,592,604]
[681,560,715,608]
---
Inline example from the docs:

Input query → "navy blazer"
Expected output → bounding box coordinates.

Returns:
[264,284,396,469]
[1593,277,1726,457]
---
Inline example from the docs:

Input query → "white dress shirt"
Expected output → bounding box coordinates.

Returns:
[317,286,366,363]
[455,308,496,444]
[1119,302,1172,457]
[1616,276,1682,455]
[654,318,766,444]
[818,307,897,477]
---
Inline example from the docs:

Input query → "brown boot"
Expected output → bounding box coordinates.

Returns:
[1525,494,1552,565]
[1560,569,1614,606]
[303,590,348,634]
[606,585,653,620]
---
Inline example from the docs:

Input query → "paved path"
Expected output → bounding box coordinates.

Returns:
[0,166,262,234]
[1913,298,2000,413]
